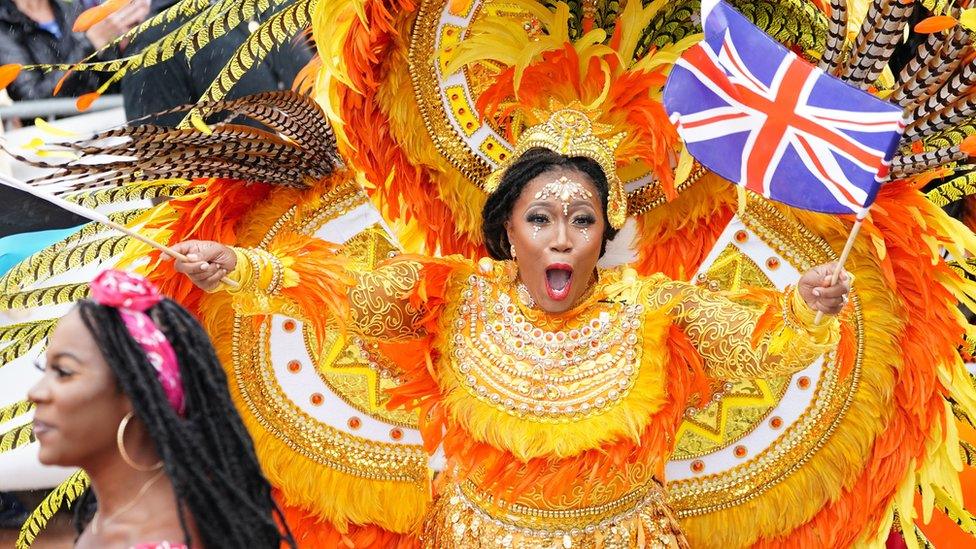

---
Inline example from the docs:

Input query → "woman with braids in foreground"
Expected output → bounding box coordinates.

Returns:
[27,269,293,549]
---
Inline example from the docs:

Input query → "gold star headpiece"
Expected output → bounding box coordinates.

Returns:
[484,109,627,229]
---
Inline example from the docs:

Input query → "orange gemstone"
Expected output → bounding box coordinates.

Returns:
[465,122,474,129]
[734,445,747,458]
[691,460,705,473]
[797,376,811,390]
[734,230,748,243]
[287,360,301,373]
[486,143,494,150]
[458,107,466,115]
[283,319,297,333]
[499,153,507,160]
[766,257,780,270]
[390,428,403,440]
[348,417,362,430]
[310,393,324,406]
[770,416,784,429]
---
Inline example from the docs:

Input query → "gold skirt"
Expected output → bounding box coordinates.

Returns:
[422,479,689,549]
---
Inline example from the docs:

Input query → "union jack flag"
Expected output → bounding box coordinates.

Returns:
[663,0,905,214]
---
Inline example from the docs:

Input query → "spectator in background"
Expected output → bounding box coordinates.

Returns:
[0,88,30,532]
[122,0,312,126]
[0,0,149,101]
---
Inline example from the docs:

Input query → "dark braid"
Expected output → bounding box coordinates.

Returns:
[481,147,620,260]
[72,299,295,549]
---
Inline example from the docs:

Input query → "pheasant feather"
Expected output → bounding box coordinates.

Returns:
[194,0,315,106]
[15,470,89,548]
[818,0,847,73]
[924,170,976,207]
[0,422,34,454]
[0,400,34,425]
[842,0,915,88]
[891,28,971,110]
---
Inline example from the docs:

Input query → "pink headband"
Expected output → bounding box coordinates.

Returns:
[90,270,185,416]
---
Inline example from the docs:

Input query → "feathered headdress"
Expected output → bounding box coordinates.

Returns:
[484,109,628,227]
[444,0,702,223]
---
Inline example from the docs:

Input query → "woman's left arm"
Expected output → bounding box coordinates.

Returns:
[655,263,850,380]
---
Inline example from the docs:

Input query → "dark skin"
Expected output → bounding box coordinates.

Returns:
[27,309,200,548]
[504,167,606,312]
[166,167,851,314]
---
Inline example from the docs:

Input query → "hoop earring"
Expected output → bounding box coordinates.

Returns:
[117,412,162,472]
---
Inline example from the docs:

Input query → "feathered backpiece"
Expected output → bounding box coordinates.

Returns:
[7,91,341,193]
[816,0,976,194]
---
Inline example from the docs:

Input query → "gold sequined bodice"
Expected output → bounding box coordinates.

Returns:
[449,271,647,422]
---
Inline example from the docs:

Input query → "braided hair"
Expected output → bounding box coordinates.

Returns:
[481,147,620,260]
[71,298,294,549]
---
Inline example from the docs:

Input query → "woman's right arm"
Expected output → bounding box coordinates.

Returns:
[170,238,439,342]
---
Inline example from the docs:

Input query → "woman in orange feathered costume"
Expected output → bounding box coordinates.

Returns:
[165,110,850,547]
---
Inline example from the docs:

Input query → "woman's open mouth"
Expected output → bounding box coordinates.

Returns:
[32,419,54,439]
[545,264,573,301]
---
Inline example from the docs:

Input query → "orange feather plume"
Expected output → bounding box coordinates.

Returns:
[73,0,128,32]
[914,15,958,34]
[75,91,101,112]
[0,64,21,91]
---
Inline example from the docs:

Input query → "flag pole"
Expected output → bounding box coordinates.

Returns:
[812,207,867,324]
[0,172,238,288]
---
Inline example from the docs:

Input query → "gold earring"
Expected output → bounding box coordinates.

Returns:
[117,411,162,472]
[510,244,517,260]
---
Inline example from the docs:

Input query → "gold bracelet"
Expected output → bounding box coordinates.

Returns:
[780,286,803,331]
[242,248,266,293]
[266,253,284,295]
[244,248,284,295]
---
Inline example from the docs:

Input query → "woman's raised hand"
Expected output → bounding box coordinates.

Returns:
[797,262,852,316]
[169,240,236,292]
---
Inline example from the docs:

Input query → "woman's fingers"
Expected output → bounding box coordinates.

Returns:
[199,267,228,290]
[167,241,236,290]
[812,283,848,299]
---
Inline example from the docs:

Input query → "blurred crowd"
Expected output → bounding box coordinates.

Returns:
[0,0,311,128]
[0,0,149,102]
